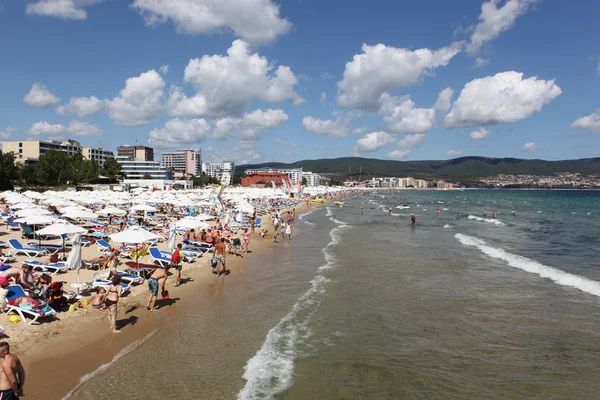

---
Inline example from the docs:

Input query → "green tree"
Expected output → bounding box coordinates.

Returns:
[36,150,73,186]
[142,173,153,179]
[19,163,38,186]
[301,177,307,186]
[232,172,246,185]
[0,152,19,190]
[101,158,123,181]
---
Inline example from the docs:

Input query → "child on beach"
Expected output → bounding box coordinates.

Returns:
[0,277,9,313]
[91,287,106,309]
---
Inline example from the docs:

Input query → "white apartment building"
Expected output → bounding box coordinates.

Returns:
[1,139,82,163]
[82,147,114,168]
[202,161,235,185]
[161,149,201,176]
[302,171,327,187]
[116,156,167,179]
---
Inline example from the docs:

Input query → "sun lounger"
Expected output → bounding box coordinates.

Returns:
[22,259,69,274]
[182,239,212,252]
[158,249,198,262]
[124,261,157,278]
[0,241,6,248]
[87,274,131,293]
[99,271,143,284]
[26,242,63,255]
[96,239,112,253]
[91,221,107,227]
[7,221,20,231]
[6,284,56,325]
[149,247,171,267]
[8,239,47,257]
[0,255,16,264]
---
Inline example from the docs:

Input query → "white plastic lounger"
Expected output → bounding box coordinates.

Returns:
[22,259,69,275]
[26,242,63,255]
[99,271,143,284]
[149,247,171,267]
[87,275,131,293]
[6,285,56,325]
[8,239,47,258]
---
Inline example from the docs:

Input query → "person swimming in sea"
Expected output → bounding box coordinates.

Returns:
[360,207,364,216]
[410,214,416,226]
[456,213,460,219]
[388,208,392,215]
[492,212,496,219]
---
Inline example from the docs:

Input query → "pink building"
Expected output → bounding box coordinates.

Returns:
[161,149,202,176]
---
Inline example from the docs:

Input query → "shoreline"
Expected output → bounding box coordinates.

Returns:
[19,202,312,400]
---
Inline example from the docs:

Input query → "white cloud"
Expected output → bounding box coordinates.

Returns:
[24,82,60,107]
[352,127,367,135]
[208,143,264,164]
[159,65,169,75]
[56,96,103,117]
[379,94,436,134]
[355,131,396,153]
[387,133,427,159]
[276,138,298,148]
[474,57,490,68]
[570,110,600,132]
[523,142,537,152]
[470,127,491,140]
[337,42,462,111]
[434,87,454,115]
[445,71,561,128]
[0,127,16,140]
[132,0,290,45]
[29,121,66,135]
[214,109,288,141]
[105,69,165,126]
[29,120,103,136]
[320,92,327,104]
[170,40,302,117]
[447,149,464,157]
[148,118,211,148]
[320,72,333,80]
[25,0,103,20]
[302,115,348,138]
[467,0,538,55]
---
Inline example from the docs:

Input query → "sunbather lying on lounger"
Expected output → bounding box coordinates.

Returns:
[1,266,34,291]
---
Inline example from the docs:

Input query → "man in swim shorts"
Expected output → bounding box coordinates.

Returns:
[146,265,170,311]
[0,342,24,399]
[214,238,227,275]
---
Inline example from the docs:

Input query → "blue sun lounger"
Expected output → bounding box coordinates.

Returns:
[149,247,171,268]
[22,259,69,275]
[8,239,47,258]
[6,284,56,325]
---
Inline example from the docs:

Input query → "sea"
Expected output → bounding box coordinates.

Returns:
[67,190,600,400]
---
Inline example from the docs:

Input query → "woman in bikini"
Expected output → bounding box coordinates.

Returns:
[242,228,250,254]
[104,275,123,333]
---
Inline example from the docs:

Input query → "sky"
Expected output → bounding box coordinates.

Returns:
[1,0,599,164]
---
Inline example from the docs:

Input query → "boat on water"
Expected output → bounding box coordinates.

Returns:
[334,201,345,206]
[312,198,325,203]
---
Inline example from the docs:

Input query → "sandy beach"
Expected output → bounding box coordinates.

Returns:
[0,201,312,399]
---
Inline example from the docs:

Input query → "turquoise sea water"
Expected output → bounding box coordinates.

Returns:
[68,190,600,400]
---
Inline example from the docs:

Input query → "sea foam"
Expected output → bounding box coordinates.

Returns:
[467,215,505,226]
[238,224,351,400]
[62,330,158,400]
[455,233,600,297]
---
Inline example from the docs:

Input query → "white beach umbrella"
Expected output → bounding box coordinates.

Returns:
[98,207,126,216]
[131,204,157,212]
[63,209,99,220]
[14,208,51,217]
[37,222,86,259]
[175,218,209,230]
[66,233,85,290]
[14,215,57,225]
[109,227,160,244]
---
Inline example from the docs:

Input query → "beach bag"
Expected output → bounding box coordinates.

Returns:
[171,250,181,265]
[161,290,169,299]
[210,257,218,269]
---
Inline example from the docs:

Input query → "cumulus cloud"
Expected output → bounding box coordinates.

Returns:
[132,0,291,45]
[434,87,454,115]
[470,127,491,140]
[105,69,165,126]
[302,115,349,138]
[276,138,298,148]
[467,0,538,55]
[474,57,490,68]
[447,149,464,157]
[379,94,436,134]
[56,96,103,117]
[387,133,427,159]
[355,131,396,152]
[148,118,211,148]
[29,120,103,136]
[25,0,104,20]
[170,40,302,117]
[570,110,600,132]
[213,109,288,141]
[24,82,60,107]
[523,142,537,152]
[445,71,561,128]
[352,127,367,136]
[159,65,169,75]
[0,127,16,140]
[207,143,263,164]
[337,42,462,111]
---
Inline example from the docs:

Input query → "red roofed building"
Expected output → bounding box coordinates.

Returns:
[241,172,292,187]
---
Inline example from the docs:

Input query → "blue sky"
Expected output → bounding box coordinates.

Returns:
[1,0,599,164]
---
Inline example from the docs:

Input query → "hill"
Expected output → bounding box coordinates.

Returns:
[236,156,600,182]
